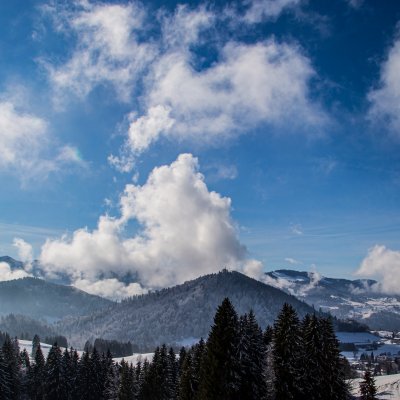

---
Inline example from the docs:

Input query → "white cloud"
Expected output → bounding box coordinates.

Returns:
[0,101,47,168]
[73,278,147,301]
[368,33,400,137]
[0,262,31,282]
[40,1,327,170]
[243,0,301,23]
[285,257,300,265]
[210,164,238,181]
[161,4,215,50]
[13,238,34,271]
[115,40,327,169]
[39,153,261,297]
[0,100,86,182]
[43,0,156,103]
[356,245,400,294]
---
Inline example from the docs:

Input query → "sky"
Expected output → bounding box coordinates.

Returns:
[1,0,400,299]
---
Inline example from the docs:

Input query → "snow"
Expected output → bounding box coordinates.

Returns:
[18,339,153,366]
[350,373,400,399]
[113,353,154,364]
[19,339,56,359]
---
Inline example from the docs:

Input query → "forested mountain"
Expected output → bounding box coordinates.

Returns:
[0,277,113,321]
[266,269,400,330]
[59,269,314,348]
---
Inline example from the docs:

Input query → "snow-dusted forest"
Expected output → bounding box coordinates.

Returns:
[0,299,355,400]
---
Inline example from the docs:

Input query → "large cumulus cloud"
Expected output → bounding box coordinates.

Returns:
[39,154,261,298]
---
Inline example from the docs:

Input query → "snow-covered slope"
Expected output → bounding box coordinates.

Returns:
[350,373,400,399]
[265,269,400,331]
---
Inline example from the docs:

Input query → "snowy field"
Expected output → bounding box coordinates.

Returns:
[18,340,153,365]
[350,373,400,399]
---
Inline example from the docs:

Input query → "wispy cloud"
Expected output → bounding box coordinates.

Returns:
[0,99,85,184]
[368,28,400,137]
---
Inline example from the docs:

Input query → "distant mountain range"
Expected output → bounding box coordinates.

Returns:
[265,269,400,331]
[1,255,400,349]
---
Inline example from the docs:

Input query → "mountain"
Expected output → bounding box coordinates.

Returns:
[265,269,400,331]
[0,256,25,270]
[0,277,113,322]
[58,269,314,349]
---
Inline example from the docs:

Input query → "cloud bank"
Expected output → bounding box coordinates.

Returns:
[39,153,261,298]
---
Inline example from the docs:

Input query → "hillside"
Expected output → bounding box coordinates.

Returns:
[265,269,400,330]
[58,269,314,348]
[0,277,113,321]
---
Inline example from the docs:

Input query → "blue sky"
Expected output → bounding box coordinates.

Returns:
[1,0,400,297]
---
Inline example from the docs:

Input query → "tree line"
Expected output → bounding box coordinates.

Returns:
[0,298,353,399]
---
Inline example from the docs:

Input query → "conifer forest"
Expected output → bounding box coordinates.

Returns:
[0,299,353,400]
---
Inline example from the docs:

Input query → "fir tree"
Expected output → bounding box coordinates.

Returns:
[19,348,30,399]
[45,343,65,400]
[191,338,205,396]
[29,343,45,400]
[179,351,194,400]
[237,311,267,400]
[90,347,104,398]
[2,335,19,400]
[103,350,119,400]
[272,303,304,400]
[77,351,99,400]
[31,335,40,358]
[198,298,241,400]
[167,347,178,399]
[119,360,134,400]
[360,369,377,400]
[302,313,325,399]
[319,317,349,400]
[0,349,11,400]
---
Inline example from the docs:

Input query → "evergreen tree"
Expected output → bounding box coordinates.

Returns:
[31,335,40,358]
[0,349,11,400]
[45,343,65,400]
[319,317,349,399]
[19,349,30,399]
[77,351,99,400]
[2,335,19,400]
[90,347,104,398]
[191,338,205,396]
[29,343,45,400]
[237,311,267,400]
[302,314,325,399]
[263,325,273,347]
[178,347,187,375]
[179,351,194,400]
[360,369,377,400]
[119,360,134,400]
[104,350,119,400]
[272,303,304,400]
[198,298,240,400]
[167,347,178,399]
